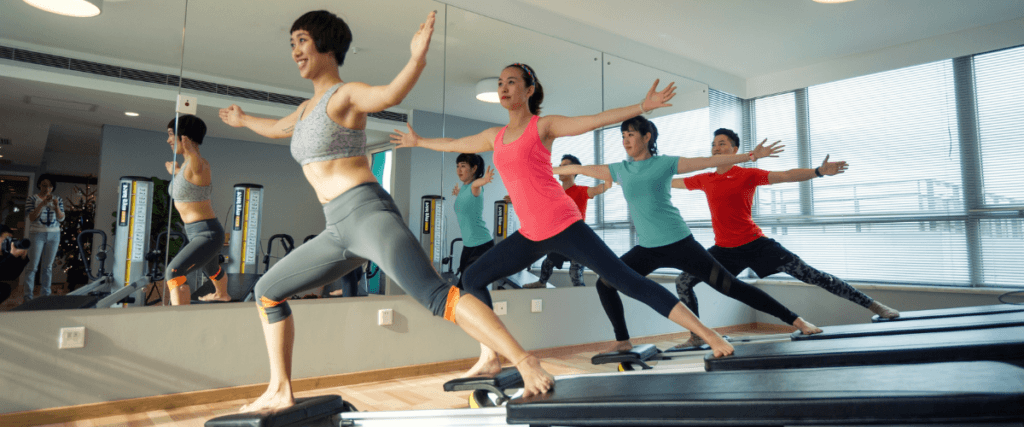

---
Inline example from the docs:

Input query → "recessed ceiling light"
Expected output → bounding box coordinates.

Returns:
[23,0,103,17]
[475,78,500,103]
[813,0,854,3]
[125,112,140,117]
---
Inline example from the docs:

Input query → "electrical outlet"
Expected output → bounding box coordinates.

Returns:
[59,327,86,349]
[176,94,197,115]
[531,299,543,313]
[378,309,393,326]
[494,301,507,316]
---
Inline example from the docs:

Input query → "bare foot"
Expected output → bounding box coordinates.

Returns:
[460,353,502,378]
[515,355,554,397]
[522,281,546,289]
[869,301,900,319]
[703,332,734,358]
[671,334,705,349]
[793,317,823,335]
[239,385,294,413]
[199,292,232,302]
[601,340,633,353]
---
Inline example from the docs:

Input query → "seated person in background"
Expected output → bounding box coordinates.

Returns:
[0,225,32,305]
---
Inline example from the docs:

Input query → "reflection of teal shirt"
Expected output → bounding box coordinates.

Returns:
[454,183,492,247]
[608,155,692,248]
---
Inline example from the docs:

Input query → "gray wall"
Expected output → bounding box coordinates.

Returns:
[96,125,325,265]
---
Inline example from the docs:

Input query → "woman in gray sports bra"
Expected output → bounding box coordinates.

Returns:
[164,114,228,305]
[218,10,553,413]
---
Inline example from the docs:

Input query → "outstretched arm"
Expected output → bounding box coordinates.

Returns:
[345,12,436,113]
[676,138,785,174]
[769,155,848,184]
[551,164,612,182]
[670,178,688,189]
[390,123,496,154]
[587,180,613,197]
[470,167,496,197]
[542,80,676,139]
[219,103,304,139]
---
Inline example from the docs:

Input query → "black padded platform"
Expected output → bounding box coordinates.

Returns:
[707,325,1024,372]
[792,309,1024,341]
[873,303,1024,322]
[205,395,349,427]
[591,344,659,366]
[442,367,522,395]
[507,361,1024,426]
[12,295,100,311]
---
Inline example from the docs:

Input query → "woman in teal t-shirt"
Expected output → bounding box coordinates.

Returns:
[552,116,821,353]
[452,153,496,287]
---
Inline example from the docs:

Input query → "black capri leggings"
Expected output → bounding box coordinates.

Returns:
[166,218,225,282]
[462,221,678,317]
[254,183,453,324]
[596,235,800,342]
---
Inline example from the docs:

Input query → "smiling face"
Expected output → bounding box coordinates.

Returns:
[456,161,478,183]
[621,126,651,159]
[166,129,189,154]
[712,134,739,156]
[498,66,533,112]
[291,30,336,80]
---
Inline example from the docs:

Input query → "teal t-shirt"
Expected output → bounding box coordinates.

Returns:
[608,155,692,248]
[454,183,492,247]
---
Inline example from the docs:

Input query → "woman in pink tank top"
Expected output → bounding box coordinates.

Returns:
[392,63,735,379]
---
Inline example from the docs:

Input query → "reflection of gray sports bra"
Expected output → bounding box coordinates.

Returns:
[169,161,213,203]
[291,83,367,165]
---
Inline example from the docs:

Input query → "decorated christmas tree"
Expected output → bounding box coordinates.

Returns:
[57,181,97,289]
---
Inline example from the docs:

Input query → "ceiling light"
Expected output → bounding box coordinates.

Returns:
[812,0,854,3]
[475,78,500,103]
[125,112,139,117]
[23,0,102,17]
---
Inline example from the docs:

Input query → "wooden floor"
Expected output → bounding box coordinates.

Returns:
[28,329,779,427]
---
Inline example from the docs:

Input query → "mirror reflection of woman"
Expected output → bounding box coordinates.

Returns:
[164,115,229,305]
[219,10,555,412]
[392,63,735,381]
[553,116,822,353]
[452,154,496,288]
[23,174,63,302]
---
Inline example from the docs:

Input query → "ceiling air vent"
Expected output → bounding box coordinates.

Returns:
[0,44,407,122]
[0,138,12,146]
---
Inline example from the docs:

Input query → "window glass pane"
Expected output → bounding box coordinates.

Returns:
[808,60,962,215]
[975,45,1024,206]
[979,218,1024,287]
[752,92,800,216]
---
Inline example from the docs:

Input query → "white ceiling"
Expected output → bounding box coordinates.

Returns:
[1,0,1023,168]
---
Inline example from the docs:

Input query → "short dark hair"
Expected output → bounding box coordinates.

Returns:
[456,153,485,179]
[292,10,353,67]
[561,154,582,166]
[505,63,544,116]
[714,128,740,148]
[0,225,12,236]
[621,116,659,156]
[167,114,207,145]
[36,174,56,191]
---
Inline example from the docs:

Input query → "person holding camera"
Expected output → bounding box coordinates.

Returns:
[22,174,64,301]
[0,225,31,305]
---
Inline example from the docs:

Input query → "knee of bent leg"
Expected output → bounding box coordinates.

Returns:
[166,275,188,290]
[440,285,463,324]
[256,296,291,324]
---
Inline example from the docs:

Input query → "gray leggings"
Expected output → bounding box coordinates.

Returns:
[166,218,225,281]
[255,183,452,324]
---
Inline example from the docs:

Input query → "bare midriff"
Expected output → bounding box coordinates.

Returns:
[174,199,218,224]
[302,155,379,205]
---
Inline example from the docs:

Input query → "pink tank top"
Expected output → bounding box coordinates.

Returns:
[493,115,582,241]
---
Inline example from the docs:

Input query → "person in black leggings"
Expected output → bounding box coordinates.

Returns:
[552,116,821,352]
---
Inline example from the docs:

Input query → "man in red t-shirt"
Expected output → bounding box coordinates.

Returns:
[669,128,898,345]
[523,154,612,288]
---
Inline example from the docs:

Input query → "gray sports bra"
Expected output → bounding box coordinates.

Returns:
[291,83,367,165]
[169,161,213,203]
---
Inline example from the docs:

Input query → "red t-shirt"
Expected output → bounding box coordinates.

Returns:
[683,166,771,248]
[564,185,591,220]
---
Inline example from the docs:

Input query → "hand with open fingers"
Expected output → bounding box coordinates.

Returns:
[410,11,436,62]
[452,185,459,196]
[819,154,849,176]
[390,123,420,149]
[641,79,677,113]
[750,138,785,160]
[480,167,495,185]
[165,161,177,175]
[219,105,245,127]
